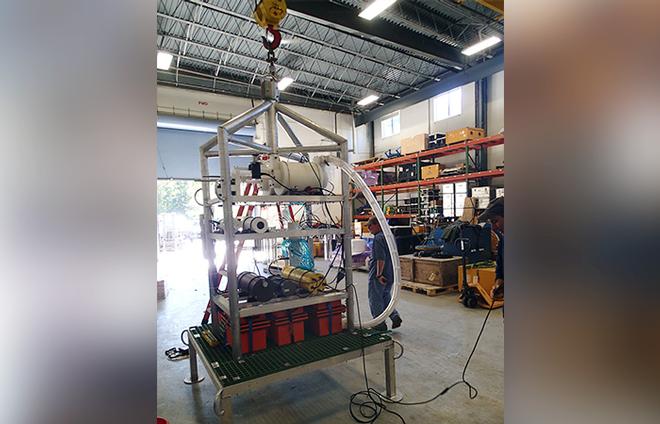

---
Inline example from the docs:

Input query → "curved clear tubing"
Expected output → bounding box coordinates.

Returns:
[321,156,401,329]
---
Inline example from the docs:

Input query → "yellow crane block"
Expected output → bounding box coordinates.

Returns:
[254,0,288,29]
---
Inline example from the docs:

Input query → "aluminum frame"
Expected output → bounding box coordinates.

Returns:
[187,330,397,424]
[193,79,399,423]
[198,80,356,359]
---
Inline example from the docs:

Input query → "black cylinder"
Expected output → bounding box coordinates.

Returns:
[267,275,300,298]
[237,272,275,302]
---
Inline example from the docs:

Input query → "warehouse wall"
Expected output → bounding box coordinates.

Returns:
[361,71,504,200]
[157,85,355,169]
[371,71,504,168]
[158,85,354,146]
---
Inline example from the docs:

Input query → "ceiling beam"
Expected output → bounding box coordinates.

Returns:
[354,54,503,126]
[286,0,465,68]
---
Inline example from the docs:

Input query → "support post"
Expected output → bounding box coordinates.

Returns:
[200,151,218,326]
[340,141,355,330]
[217,127,243,359]
[214,391,234,424]
[184,332,205,384]
[262,80,279,152]
[476,77,489,171]
[384,345,399,400]
[366,121,375,158]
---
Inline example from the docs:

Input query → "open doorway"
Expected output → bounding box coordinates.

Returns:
[157,179,207,293]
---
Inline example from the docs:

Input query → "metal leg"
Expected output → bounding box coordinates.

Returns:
[184,339,205,385]
[383,345,402,401]
[215,391,234,424]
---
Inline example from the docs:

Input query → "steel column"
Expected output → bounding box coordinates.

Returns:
[217,127,242,359]
[340,141,355,330]
[384,345,397,399]
[199,150,218,326]
[184,333,205,384]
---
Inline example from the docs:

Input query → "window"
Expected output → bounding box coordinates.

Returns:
[433,87,462,122]
[380,111,400,138]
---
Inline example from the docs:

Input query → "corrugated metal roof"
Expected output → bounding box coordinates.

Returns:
[156,0,503,113]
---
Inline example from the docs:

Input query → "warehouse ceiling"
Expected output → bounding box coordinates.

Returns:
[157,0,503,114]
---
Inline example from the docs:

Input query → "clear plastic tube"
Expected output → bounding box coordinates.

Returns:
[321,155,401,329]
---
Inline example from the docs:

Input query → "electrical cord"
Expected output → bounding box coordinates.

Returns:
[348,285,497,422]
[194,188,205,207]
[261,172,295,193]
[348,283,406,424]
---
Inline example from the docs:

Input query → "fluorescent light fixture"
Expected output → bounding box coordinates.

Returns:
[359,0,397,20]
[277,77,294,91]
[157,51,173,70]
[157,122,217,133]
[461,36,501,56]
[358,95,379,106]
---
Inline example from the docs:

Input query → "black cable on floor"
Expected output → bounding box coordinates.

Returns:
[348,286,497,422]
[348,284,406,424]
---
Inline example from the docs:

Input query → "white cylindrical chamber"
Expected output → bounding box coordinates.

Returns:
[264,158,328,195]
[242,216,268,233]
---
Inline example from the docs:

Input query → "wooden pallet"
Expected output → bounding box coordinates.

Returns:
[400,280,457,297]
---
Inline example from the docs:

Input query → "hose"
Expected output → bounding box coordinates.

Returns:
[321,155,401,329]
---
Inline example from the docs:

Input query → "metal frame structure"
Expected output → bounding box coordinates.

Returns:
[198,81,356,358]
[186,329,397,424]
[191,79,398,422]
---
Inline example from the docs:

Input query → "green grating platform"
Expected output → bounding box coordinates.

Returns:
[189,325,391,387]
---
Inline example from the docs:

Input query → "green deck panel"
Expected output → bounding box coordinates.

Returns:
[189,325,391,387]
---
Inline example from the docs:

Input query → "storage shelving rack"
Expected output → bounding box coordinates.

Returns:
[187,80,399,423]
[353,134,504,222]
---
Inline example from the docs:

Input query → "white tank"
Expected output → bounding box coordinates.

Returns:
[261,157,328,195]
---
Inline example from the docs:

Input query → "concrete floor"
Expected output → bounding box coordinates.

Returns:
[157,241,503,423]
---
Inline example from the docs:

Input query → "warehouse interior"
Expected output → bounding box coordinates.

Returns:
[157,1,504,423]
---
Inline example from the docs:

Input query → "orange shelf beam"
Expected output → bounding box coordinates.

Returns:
[362,169,504,194]
[354,134,504,171]
[354,213,415,221]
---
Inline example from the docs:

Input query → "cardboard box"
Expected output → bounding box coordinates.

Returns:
[399,255,415,281]
[401,133,429,155]
[361,222,370,235]
[474,196,491,209]
[496,188,504,198]
[471,186,491,197]
[354,221,363,236]
[446,127,485,145]
[421,164,442,180]
[442,193,455,217]
[413,256,462,287]
[455,181,468,193]
[313,241,324,257]
[455,193,467,216]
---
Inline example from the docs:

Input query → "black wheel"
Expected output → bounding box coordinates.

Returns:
[462,287,478,308]
[465,294,478,309]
